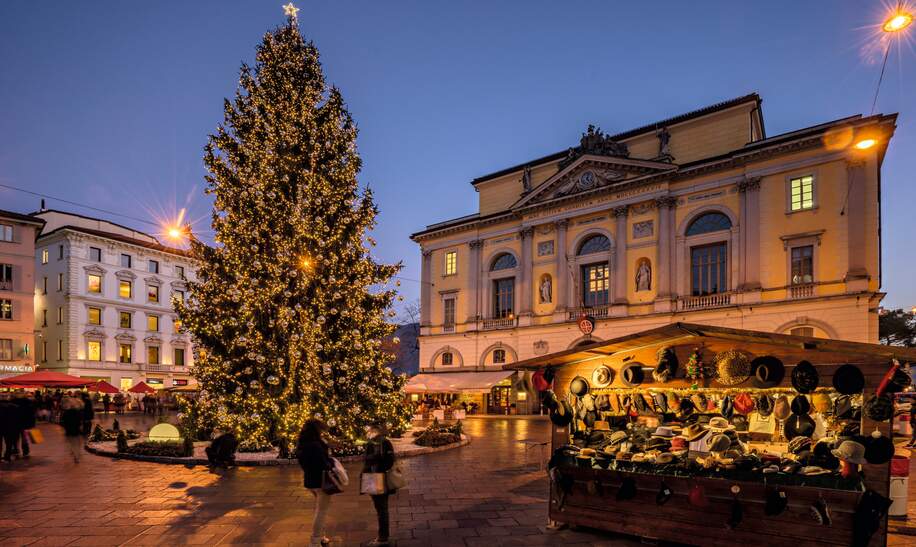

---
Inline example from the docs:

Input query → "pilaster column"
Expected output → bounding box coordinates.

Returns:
[845,160,868,291]
[519,227,534,315]
[654,196,677,299]
[738,177,762,291]
[466,239,482,323]
[613,206,628,304]
[420,250,432,327]
[554,219,569,311]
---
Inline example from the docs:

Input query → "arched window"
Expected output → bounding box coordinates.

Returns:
[686,212,732,236]
[577,234,611,255]
[490,253,517,271]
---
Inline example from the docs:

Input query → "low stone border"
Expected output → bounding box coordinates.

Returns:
[85,430,470,466]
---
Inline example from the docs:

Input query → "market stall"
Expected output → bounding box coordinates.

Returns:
[506,323,916,547]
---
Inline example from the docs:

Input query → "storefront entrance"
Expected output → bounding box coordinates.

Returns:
[487,385,511,415]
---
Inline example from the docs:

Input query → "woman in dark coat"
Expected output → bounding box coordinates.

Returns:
[363,422,396,547]
[60,395,84,463]
[296,419,334,547]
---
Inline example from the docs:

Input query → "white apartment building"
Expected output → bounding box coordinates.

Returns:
[33,210,196,390]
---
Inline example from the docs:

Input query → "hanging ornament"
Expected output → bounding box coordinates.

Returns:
[317,315,326,324]
[235,386,243,395]
[397,295,404,302]
[267,375,280,385]
[323,364,332,375]
[251,412,259,420]
[333,292,341,299]
[249,379,260,388]
[395,280,401,287]
[316,343,323,351]
[244,366,254,374]
[329,275,337,283]
[284,291,292,297]
[328,418,337,427]
[686,348,706,390]
[392,337,401,345]
[329,308,338,315]
[354,341,363,350]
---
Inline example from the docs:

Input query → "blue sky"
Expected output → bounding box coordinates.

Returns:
[1,1,914,312]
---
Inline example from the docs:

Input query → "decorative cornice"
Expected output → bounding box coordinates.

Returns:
[846,159,867,170]
[83,328,106,339]
[654,196,678,209]
[737,176,762,193]
[83,264,107,276]
[115,269,137,281]
[114,332,136,342]
[613,206,629,218]
[468,239,484,249]
[143,335,162,344]
[170,280,187,290]
[519,227,535,238]
[555,219,570,229]
[422,250,433,259]
[144,276,163,286]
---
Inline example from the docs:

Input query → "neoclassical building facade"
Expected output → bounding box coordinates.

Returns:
[410,94,896,414]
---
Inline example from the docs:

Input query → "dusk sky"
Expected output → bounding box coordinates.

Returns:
[1,1,914,313]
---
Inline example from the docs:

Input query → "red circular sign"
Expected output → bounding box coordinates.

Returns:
[577,315,595,335]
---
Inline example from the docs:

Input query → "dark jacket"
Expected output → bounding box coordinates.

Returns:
[0,402,19,435]
[81,397,94,420]
[61,408,82,437]
[363,436,395,474]
[297,438,333,489]
[13,396,36,430]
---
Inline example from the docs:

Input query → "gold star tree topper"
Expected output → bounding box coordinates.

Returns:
[283,3,299,20]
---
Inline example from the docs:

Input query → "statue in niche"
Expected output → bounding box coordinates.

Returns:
[521,165,532,193]
[636,259,652,292]
[539,274,552,304]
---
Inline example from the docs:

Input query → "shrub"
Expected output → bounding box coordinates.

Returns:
[124,441,186,457]
[414,430,460,447]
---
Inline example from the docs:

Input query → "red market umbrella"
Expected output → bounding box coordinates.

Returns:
[87,380,120,394]
[128,381,157,394]
[0,370,92,388]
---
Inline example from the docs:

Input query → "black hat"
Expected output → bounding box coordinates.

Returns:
[541,390,559,411]
[645,437,671,451]
[864,394,894,422]
[543,366,557,384]
[792,361,819,394]
[569,376,590,397]
[653,347,679,383]
[620,363,645,387]
[789,436,813,454]
[834,395,855,419]
[616,477,637,501]
[756,395,774,417]
[791,395,811,415]
[878,364,912,396]
[832,364,865,395]
[652,392,668,414]
[784,413,816,440]
[752,356,786,388]
[656,481,673,505]
[676,398,696,420]
[550,400,574,427]
[839,422,861,439]
[720,395,734,419]
[864,434,894,465]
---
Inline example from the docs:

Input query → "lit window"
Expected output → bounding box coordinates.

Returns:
[88,307,102,325]
[441,352,454,366]
[493,349,506,364]
[582,263,610,306]
[173,318,182,334]
[89,247,102,262]
[148,285,159,303]
[0,339,12,360]
[791,245,814,285]
[87,341,102,361]
[0,224,12,242]
[119,344,132,364]
[790,175,815,212]
[119,280,132,299]
[174,348,185,367]
[121,254,132,268]
[148,346,160,364]
[41,249,49,264]
[147,315,159,331]
[491,253,517,271]
[148,260,159,274]
[88,274,102,294]
[444,251,457,276]
[119,311,132,329]
[0,299,11,320]
[443,298,455,327]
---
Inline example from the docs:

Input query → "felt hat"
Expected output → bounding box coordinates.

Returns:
[653,347,679,383]
[800,466,831,476]
[708,416,733,431]
[633,393,651,414]
[645,437,671,451]
[714,350,752,386]
[756,395,774,417]
[691,393,708,410]
[550,400,574,427]
[595,394,611,411]
[656,452,676,465]
[581,393,597,412]
[788,436,813,454]
[773,395,791,421]
[812,392,832,414]
[791,360,819,394]
[791,395,811,415]
[592,365,613,388]
[670,436,688,450]
[708,434,732,453]
[683,423,709,442]
[832,440,867,465]
[666,392,680,411]
[864,394,894,422]
[784,413,816,440]
[676,398,696,420]
[652,426,676,438]
[593,420,611,432]
[532,369,550,392]
[765,488,789,516]
[877,362,912,397]
[541,390,559,411]
[569,376,590,397]
[729,415,749,432]
[864,434,894,465]
[620,362,645,387]
[719,395,734,418]
[832,364,865,395]
[652,392,668,414]
[834,395,855,419]
[752,356,785,388]
[733,392,755,415]
[616,477,638,501]
[656,481,673,505]
[608,430,628,445]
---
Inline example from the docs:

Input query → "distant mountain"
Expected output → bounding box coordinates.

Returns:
[382,322,419,376]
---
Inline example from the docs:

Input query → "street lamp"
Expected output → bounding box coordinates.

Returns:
[883,11,913,33]
[854,138,877,150]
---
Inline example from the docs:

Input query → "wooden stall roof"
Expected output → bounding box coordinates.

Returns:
[503,322,916,371]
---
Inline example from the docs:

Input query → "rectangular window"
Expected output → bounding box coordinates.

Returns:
[41,249,48,264]
[148,260,159,274]
[119,280,132,299]
[0,339,12,360]
[790,175,815,212]
[173,318,182,334]
[174,348,185,367]
[58,245,64,260]
[57,273,63,291]
[119,344,132,364]
[174,290,185,303]
[441,352,454,366]
[57,339,62,361]
[691,243,728,296]
[493,278,515,319]
[90,247,102,262]
[120,254,132,268]
[148,346,160,365]
[493,348,506,364]
[119,311,132,329]
[148,285,159,303]
[88,274,102,294]
[41,309,47,326]
[0,299,12,320]
[443,298,456,327]
[147,315,159,331]
[444,251,457,276]
[791,245,814,285]
[581,263,610,306]
[41,340,47,363]
[87,341,102,361]
[57,306,63,324]
[88,307,102,325]
[0,224,12,242]
[175,265,185,278]
[0,264,12,291]
[42,276,48,294]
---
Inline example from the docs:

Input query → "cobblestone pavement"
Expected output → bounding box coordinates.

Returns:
[0,415,640,546]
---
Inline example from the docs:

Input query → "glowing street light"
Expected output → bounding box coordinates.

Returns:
[883,11,913,33]
[854,138,877,150]
[167,226,184,240]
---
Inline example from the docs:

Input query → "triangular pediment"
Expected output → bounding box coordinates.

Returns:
[514,155,677,208]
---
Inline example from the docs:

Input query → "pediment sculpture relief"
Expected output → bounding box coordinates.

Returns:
[558,125,629,170]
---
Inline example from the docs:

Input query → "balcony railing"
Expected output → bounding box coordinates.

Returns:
[567,305,611,321]
[678,292,733,311]
[482,317,517,331]
[442,324,455,333]
[789,284,815,299]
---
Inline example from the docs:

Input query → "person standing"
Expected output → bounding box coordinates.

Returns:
[60,395,84,463]
[80,392,94,435]
[296,419,334,546]
[0,395,21,462]
[12,392,35,458]
[363,422,395,547]
[102,393,111,415]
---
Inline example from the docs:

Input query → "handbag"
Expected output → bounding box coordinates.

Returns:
[386,463,407,491]
[321,468,344,495]
[27,429,44,444]
[331,457,349,486]
[360,472,387,495]
[748,411,776,434]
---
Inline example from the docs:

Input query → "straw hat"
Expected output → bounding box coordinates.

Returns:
[714,350,752,386]
[592,365,613,387]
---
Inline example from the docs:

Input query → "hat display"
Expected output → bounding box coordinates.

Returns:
[773,395,791,421]
[832,440,867,465]
[541,390,559,411]
[719,395,734,418]
[834,395,855,419]
[784,413,816,440]
[864,394,894,422]
[645,437,671,451]
[670,436,688,450]
[733,392,755,415]
[550,400,574,427]
[683,423,709,442]
[877,362,912,397]
[755,395,774,417]
[676,398,696,420]
[652,426,676,438]
[864,434,894,465]
[791,360,819,394]
[708,434,732,453]
[532,369,550,392]
[653,347,679,383]
[666,392,680,411]
[832,364,865,395]
[592,420,611,432]
[708,416,733,431]
[616,477,637,501]
[620,362,645,387]
[569,376,590,397]
[652,392,669,414]
[656,452,676,465]
[595,394,611,411]
[714,350,752,386]
[729,415,749,432]
[788,436,813,454]
[812,392,832,414]
[691,393,707,411]
[592,365,613,388]
[752,356,785,388]
[765,488,789,516]
[608,430,628,445]
[791,395,811,415]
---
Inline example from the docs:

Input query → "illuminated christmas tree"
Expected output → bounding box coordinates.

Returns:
[176,6,409,451]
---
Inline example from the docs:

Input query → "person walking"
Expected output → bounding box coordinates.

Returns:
[0,395,21,462]
[60,395,84,463]
[12,392,35,458]
[80,392,94,435]
[363,422,396,547]
[296,419,334,546]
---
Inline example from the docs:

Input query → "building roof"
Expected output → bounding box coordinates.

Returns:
[470,93,762,186]
[38,224,192,258]
[0,209,45,227]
